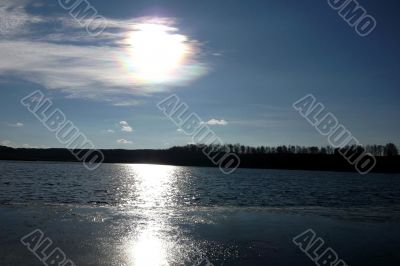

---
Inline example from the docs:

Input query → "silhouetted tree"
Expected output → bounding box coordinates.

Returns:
[385,143,399,156]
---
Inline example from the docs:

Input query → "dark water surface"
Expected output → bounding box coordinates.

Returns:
[1,161,400,209]
[1,161,400,265]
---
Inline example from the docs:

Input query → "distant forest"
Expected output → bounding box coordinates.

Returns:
[170,143,399,157]
[0,143,399,173]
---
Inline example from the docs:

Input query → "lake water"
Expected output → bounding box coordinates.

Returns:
[1,161,400,265]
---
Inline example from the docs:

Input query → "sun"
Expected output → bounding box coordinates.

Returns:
[126,22,189,84]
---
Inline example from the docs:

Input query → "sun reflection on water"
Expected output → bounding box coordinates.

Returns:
[134,164,176,208]
[127,225,168,266]
[123,164,178,265]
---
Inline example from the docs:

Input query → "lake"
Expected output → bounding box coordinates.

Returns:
[1,161,400,265]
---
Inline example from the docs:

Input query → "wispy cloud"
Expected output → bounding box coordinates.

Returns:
[0,140,13,147]
[117,139,133,145]
[205,119,228,126]
[0,139,47,148]
[119,121,133,132]
[0,0,43,36]
[21,143,49,149]
[0,0,209,105]
[111,99,142,107]
[7,122,24,127]
[106,129,115,133]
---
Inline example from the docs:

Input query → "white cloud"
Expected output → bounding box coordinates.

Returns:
[0,139,47,148]
[119,121,133,132]
[24,144,49,148]
[205,119,228,126]
[106,129,115,133]
[0,1,209,105]
[117,139,133,144]
[7,122,24,127]
[0,0,42,36]
[112,99,142,107]
[0,140,14,147]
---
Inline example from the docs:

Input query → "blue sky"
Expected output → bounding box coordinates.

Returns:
[0,0,399,149]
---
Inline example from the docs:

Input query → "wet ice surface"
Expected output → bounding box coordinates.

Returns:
[1,205,400,266]
[1,161,400,265]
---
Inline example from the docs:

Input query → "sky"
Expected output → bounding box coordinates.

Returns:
[0,0,399,149]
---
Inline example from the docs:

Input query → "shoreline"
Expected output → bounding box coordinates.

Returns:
[1,157,400,174]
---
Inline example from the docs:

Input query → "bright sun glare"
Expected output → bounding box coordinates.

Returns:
[126,22,189,84]
[124,164,176,266]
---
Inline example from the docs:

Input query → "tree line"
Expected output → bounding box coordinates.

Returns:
[169,143,399,156]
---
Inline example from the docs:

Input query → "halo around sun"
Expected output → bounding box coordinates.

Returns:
[122,18,202,86]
